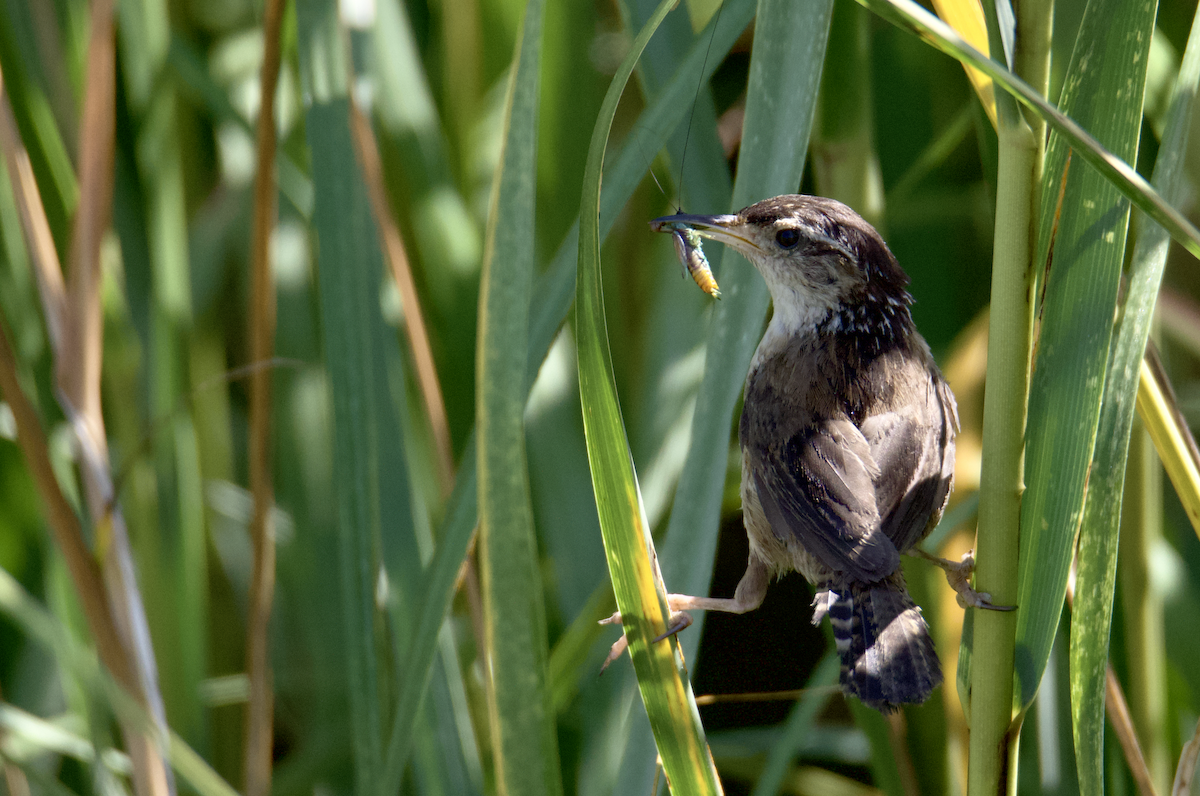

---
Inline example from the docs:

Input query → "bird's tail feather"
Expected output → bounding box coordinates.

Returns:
[815,573,942,712]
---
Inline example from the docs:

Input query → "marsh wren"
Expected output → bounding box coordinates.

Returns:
[643,195,972,710]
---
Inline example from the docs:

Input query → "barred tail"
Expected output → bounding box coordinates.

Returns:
[815,573,942,712]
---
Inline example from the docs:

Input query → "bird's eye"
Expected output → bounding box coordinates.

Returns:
[775,229,800,249]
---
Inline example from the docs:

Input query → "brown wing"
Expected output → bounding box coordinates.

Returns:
[748,418,901,583]
[859,368,956,553]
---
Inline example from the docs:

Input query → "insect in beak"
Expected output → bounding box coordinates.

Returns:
[651,217,722,298]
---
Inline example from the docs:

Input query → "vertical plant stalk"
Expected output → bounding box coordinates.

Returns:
[52,0,175,792]
[967,119,1034,796]
[0,320,142,777]
[965,0,1051,790]
[1,36,171,796]
[1105,666,1156,796]
[243,0,286,793]
[966,5,1047,793]
[61,0,114,427]
[349,100,455,493]
[1011,0,1051,150]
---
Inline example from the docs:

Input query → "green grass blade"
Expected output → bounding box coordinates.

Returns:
[119,0,210,742]
[1070,6,1200,792]
[576,0,723,791]
[1014,0,1156,714]
[296,1,389,791]
[379,2,754,784]
[617,0,833,785]
[475,0,562,793]
[857,0,1200,262]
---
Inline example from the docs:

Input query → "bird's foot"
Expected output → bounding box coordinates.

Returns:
[598,576,766,671]
[598,606,694,672]
[910,549,1016,611]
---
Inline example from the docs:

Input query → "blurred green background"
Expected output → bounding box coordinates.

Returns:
[2,0,1200,793]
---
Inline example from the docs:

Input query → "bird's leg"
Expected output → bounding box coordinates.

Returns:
[908,548,1016,611]
[599,556,770,670]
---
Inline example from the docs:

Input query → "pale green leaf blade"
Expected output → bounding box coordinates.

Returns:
[576,0,723,791]
[475,0,562,794]
[1014,0,1157,713]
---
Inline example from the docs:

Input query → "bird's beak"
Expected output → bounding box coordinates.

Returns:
[649,212,759,254]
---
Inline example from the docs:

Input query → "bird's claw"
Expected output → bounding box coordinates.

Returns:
[597,609,694,673]
[913,549,1016,612]
[600,634,628,673]
[653,611,693,643]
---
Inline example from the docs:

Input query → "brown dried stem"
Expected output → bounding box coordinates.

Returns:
[59,0,114,424]
[349,98,455,494]
[243,0,287,793]
[1106,666,1158,796]
[0,73,65,351]
[11,0,173,791]
[1,33,166,796]
[0,317,141,774]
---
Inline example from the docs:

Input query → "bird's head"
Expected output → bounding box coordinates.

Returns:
[652,195,914,338]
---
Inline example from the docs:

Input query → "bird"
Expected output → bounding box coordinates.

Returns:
[629,194,998,711]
